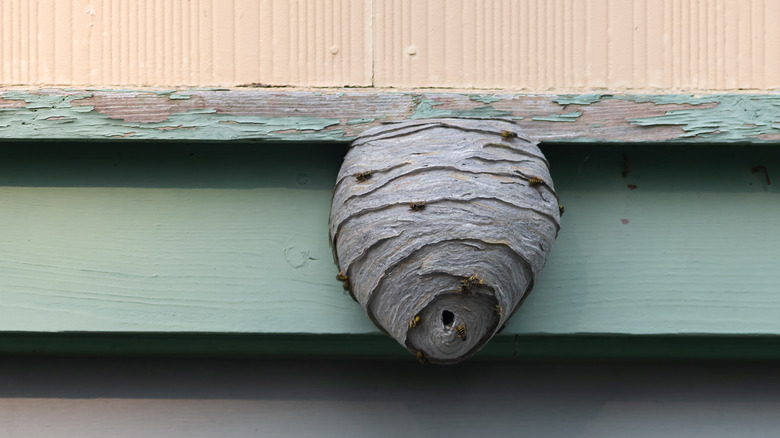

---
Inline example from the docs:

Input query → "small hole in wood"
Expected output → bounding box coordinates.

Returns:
[442,310,455,327]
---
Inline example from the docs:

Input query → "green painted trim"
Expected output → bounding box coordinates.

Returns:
[1,141,780,338]
[3,89,780,143]
[468,94,502,104]
[624,94,780,140]
[0,90,347,141]
[2,333,780,360]
[408,96,521,120]
[553,94,609,105]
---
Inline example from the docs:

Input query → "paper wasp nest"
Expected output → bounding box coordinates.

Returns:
[330,119,560,364]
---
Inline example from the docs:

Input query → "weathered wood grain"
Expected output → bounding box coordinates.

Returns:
[1,141,780,342]
[1,89,779,142]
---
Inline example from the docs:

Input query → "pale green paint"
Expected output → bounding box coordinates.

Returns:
[132,110,342,139]
[0,142,371,333]
[2,142,780,337]
[4,90,780,142]
[468,94,502,104]
[0,91,345,141]
[409,96,521,120]
[532,111,583,122]
[1,91,93,109]
[553,94,609,105]
[552,93,780,140]
[625,94,780,140]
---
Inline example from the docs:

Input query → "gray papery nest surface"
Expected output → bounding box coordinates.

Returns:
[330,119,561,364]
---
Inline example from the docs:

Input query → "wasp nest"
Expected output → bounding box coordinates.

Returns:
[329,119,560,364]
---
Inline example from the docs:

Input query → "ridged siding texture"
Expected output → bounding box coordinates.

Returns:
[329,120,560,364]
[374,0,780,90]
[1,0,778,89]
[0,0,371,87]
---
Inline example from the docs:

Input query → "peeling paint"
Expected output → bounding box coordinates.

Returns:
[86,88,162,93]
[0,91,345,141]
[533,111,582,122]
[468,94,501,104]
[626,95,780,140]
[126,110,342,140]
[2,90,780,143]
[619,94,720,106]
[84,88,192,100]
[2,91,93,109]
[554,94,608,105]
[410,96,520,120]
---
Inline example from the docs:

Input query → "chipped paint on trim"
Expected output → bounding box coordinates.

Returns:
[532,111,583,122]
[618,94,722,105]
[625,95,780,140]
[3,90,780,143]
[410,96,520,120]
[468,94,502,104]
[0,91,344,141]
[1,91,93,109]
[554,94,609,105]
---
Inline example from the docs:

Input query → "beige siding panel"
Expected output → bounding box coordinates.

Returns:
[0,0,372,87]
[0,0,778,89]
[374,0,780,90]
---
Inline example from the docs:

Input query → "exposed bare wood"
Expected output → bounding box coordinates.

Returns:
[1,89,779,143]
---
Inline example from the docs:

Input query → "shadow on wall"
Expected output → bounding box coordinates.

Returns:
[0,141,347,189]
[0,141,777,194]
[1,357,780,438]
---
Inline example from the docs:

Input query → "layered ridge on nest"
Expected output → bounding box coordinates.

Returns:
[330,119,560,364]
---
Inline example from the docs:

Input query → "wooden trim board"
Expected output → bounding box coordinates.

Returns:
[1,141,779,346]
[1,89,780,143]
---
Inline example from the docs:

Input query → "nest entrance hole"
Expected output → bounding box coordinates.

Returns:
[441,310,455,327]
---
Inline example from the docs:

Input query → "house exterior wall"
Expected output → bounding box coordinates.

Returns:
[1,0,778,90]
[2,2,779,435]
[2,357,779,438]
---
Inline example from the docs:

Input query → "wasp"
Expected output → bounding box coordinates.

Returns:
[416,350,428,364]
[558,204,565,216]
[494,304,503,317]
[459,274,484,293]
[501,130,517,139]
[409,201,426,211]
[337,271,351,290]
[528,177,545,187]
[466,274,483,286]
[354,170,372,182]
[409,315,422,329]
[456,323,467,341]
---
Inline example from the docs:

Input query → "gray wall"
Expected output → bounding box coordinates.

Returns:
[1,357,779,437]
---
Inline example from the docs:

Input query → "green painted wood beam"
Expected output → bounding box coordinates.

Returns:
[1,140,780,355]
[2,89,780,143]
